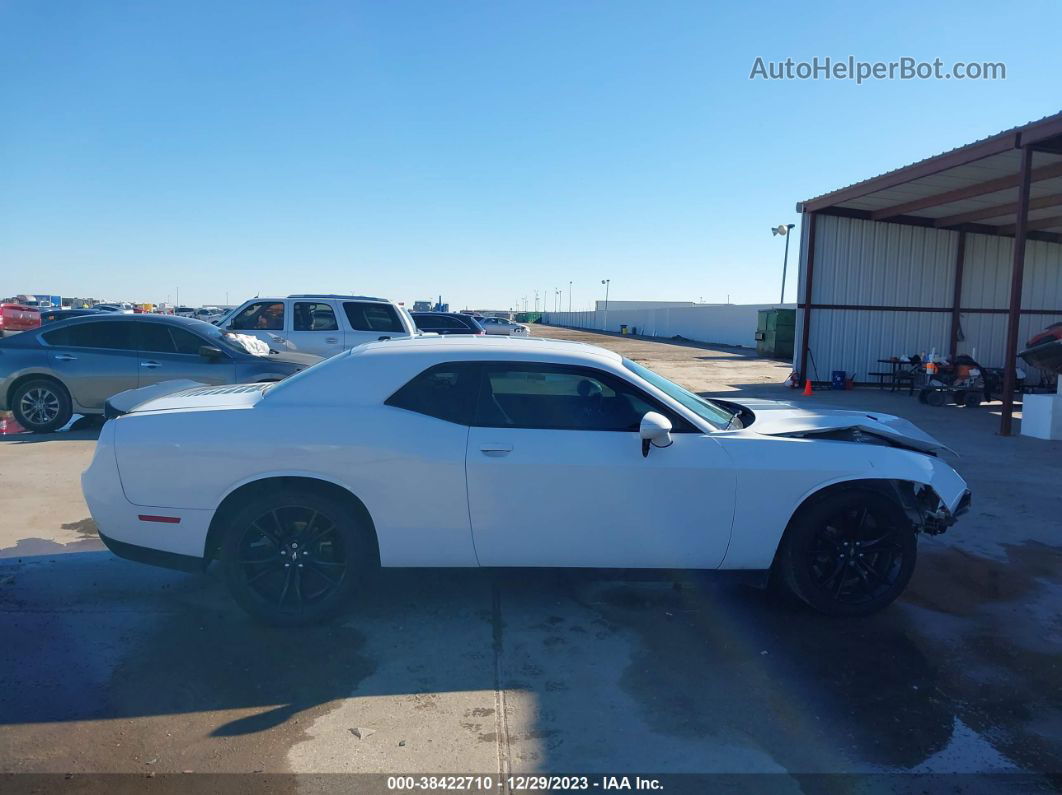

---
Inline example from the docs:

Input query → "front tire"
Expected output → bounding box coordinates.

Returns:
[221,489,373,626]
[12,378,73,433]
[775,489,917,616]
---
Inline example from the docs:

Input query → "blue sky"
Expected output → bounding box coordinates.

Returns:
[2,1,1059,310]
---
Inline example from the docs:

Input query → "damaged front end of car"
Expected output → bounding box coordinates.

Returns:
[890,480,971,536]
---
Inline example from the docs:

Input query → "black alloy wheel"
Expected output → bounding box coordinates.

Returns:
[222,489,371,625]
[776,489,917,616]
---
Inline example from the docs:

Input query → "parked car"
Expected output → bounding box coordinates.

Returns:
[195,307,224,322]
[215,295,417,357]
[480,316,530,336]
[82,335,969,626]
[39,308,103,324]
[0,302,41,337]
[174,306,197,318]
[95,303,135,314]
[411,312,485,336]
[0,314,321,433]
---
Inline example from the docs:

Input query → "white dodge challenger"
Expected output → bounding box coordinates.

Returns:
[82,336,969,625]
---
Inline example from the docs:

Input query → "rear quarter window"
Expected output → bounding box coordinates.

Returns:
[344,302,404,332]
[386,363,479,424]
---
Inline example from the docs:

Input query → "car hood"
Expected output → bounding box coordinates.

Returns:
[106,381,269,416]
[729,397,953,455]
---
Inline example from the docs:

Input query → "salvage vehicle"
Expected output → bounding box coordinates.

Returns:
[216,294,417,357]
[82,336,969,625]
[0,314,321,432]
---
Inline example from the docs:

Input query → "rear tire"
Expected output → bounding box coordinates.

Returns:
[775,489,917,617]
[11,378,73,433]
[221,488,374,626]
[963,393,982,408]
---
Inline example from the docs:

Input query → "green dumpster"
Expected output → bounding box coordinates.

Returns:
[755,309,795,359]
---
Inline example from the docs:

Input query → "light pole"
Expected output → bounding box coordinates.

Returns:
[772,223,796,304]
[600,279,610,331]
[568,281,572,314]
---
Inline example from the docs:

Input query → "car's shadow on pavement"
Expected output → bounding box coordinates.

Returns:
[0,544,1059,776]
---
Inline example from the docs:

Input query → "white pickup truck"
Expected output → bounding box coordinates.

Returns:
[216,295,417,357]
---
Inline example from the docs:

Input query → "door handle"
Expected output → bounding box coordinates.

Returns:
[53,353,78,361]
[268,334,287,343]
[325,337,338,344]
[479,444,513,456]
[140,361,161,369]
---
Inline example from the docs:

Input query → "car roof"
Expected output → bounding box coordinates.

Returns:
[354,334,622,363]
[286,294,389,302]
[37,313,220,331]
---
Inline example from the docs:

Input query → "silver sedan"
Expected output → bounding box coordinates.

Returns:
[479,317,530,336]
[0,315,320,433]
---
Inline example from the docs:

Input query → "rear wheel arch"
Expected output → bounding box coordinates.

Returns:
[204,476,380,567]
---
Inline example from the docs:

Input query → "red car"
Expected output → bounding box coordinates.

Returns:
[0,303,41,337]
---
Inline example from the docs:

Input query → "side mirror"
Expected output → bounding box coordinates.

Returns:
[639,411,673,457]
[199,345,224,360]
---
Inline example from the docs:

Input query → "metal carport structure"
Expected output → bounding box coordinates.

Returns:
[794,111,1062,435]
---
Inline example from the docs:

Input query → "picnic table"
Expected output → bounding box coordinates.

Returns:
[868,358,920,394]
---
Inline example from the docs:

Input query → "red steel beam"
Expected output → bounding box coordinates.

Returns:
[870,160,1062,221]
[934,191,1062,228]
[999,213,1062,235]
[797,213,818,384]
[949,231,966,359]
[1000,147,1034,436]
[800,134,1019,213]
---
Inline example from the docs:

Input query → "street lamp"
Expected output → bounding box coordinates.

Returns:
[772,223,797,304]
[600,279,610,331]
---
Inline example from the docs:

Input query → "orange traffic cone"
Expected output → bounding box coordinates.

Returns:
[803,379,813,396]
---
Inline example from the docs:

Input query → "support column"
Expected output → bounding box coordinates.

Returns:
[949,230,967,359]
[1000,146,1034,436]
[798,212,818,383]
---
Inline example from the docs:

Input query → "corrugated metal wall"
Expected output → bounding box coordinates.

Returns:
[793,214,1062,384]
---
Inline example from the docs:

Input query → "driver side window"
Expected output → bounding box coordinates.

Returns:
[230,301,285,331]
[475,364,679,431]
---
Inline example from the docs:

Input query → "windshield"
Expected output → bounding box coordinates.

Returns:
[622,358,738,430]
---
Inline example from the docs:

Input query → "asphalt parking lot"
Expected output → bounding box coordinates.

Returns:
[1,326,1059,786]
